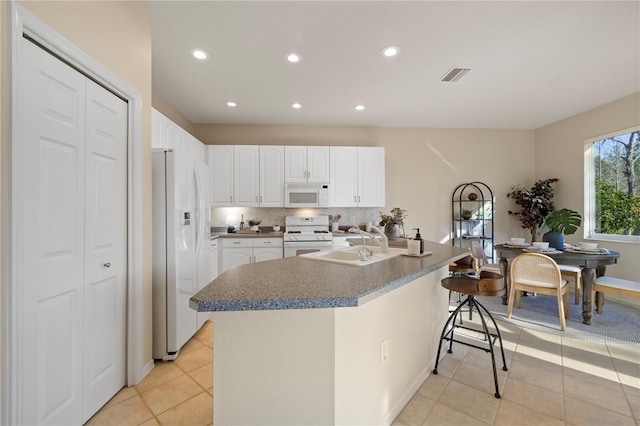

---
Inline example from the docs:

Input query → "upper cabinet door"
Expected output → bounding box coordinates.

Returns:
[329,147,358,207]
[260,146,285,207]
[284,146,329,183]
[209,145,234,207]
[307,146,330,183]
[284,146,307,182]
[151,108,164,149]
[234,145,260,207]
[357,147,385,207]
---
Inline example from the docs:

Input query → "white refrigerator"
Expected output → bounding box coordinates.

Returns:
[152,149,212,360]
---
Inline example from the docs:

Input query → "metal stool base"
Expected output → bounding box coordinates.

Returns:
[433,294,508,398]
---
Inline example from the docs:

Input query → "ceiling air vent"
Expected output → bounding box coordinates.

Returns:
[441,67,471,82]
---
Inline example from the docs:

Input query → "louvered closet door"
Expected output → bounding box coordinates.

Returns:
[20,37,127,425]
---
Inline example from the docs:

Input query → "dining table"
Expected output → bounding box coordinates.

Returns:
[494,244,621,325]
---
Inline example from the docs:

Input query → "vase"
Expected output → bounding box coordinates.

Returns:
[384,223,397,240]
[250,225,259,232]
[543,230,564,250]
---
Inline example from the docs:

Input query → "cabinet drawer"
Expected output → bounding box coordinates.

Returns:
[253,238,283,248]
[223,238,253,248]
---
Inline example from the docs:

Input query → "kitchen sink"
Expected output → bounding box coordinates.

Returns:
[301,245,405,266]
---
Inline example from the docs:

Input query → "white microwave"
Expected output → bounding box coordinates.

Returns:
[285,183,330,208]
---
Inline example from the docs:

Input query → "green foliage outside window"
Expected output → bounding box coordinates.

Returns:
[595,180,640,235]
[590,129,640,237]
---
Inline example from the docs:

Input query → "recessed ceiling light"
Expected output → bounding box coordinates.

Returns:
[286,52,302,63]
[291,102,302,109]
[226,101,237,108]
[381,46,400,58]
[354,105,365,111]
[192,49,209,60]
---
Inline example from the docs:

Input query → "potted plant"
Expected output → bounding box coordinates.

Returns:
[461,209,473,220]
[507,178,558,241]
[248,218,261,232]
[379,208,407,240]
[542,208,582,250]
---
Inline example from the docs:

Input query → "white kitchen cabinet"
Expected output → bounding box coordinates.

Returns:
[209,145,234,206]
[329,146,385,207]
[152,108,179,150]
[285,146,330,183]
[259,146,285,207]
[234,145,260,207]
[221,238,283,272]
[151,108,164,149]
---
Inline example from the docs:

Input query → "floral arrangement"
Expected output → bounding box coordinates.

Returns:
[379,207,407,227]
[507,178,558,240]
[247,218,262,226]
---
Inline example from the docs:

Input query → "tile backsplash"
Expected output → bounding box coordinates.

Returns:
[211,207,382,229]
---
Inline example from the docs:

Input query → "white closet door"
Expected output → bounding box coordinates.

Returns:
[82,79,127,421]
[21,37,86,426]
[20,38,127,425]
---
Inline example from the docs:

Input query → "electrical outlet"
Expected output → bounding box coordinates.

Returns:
[380,338,389,365]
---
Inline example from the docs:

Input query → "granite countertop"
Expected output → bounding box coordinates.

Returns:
[213,232,284,238]
[190,240,469,312]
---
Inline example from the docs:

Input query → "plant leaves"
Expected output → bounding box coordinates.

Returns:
[545,208,582,235]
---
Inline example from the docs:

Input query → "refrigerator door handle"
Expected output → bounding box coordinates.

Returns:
[194,167,204,257]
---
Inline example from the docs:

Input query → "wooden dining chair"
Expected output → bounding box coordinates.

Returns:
[507,253,570,331]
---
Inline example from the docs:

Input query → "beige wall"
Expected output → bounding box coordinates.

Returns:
[4,0,154,370]
[535,93,640,282]
[153,92,195,135]
[196,123,535,245]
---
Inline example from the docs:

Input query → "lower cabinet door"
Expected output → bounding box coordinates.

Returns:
[254,247,283,263]
[222,248,252,272]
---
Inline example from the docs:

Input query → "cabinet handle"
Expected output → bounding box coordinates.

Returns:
[256,196,259,202]
[354,195,357,202]
[103,262,111,268]
[264,241,271,244]
[358,196,361,202]
[229,196,233,203]
[233,241,241,245]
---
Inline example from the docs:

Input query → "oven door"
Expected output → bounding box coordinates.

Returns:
[284,241,332,257]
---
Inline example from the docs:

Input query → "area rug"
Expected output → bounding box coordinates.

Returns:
[476,294,640,344]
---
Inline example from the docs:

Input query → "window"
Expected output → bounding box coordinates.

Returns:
[584,126,640,242]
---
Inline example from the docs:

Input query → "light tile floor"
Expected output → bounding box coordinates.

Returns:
[88,316,640,426]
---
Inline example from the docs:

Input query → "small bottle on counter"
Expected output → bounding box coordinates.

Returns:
[239,214,245,230]
[413,228,424,254]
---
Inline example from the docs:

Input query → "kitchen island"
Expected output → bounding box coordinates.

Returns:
[190,240,468,425]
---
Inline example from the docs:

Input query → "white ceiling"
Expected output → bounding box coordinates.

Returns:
[146,1,640,130]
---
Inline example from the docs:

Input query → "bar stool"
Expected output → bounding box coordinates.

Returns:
[432,271,508,398]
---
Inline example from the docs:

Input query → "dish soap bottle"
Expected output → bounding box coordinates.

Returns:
[413,228,424,254]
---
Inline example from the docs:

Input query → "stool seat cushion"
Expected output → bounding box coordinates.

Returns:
[441,271,504,297]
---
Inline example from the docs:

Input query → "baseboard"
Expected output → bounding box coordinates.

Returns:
[380,365,432,425]
[141,358,155,381]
